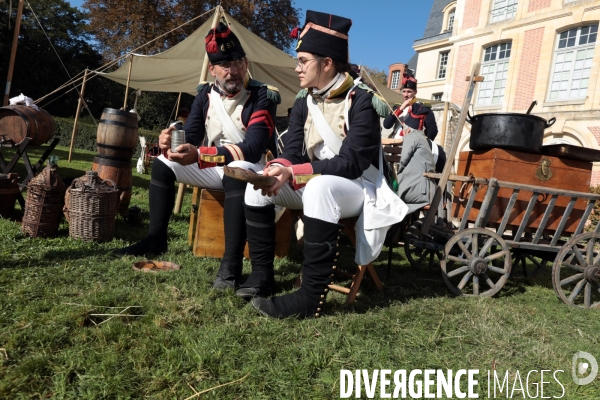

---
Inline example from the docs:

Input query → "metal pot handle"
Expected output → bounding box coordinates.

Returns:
[546,117,556,128]
[467,111,474,124]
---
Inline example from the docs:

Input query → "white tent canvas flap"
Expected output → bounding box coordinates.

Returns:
[101,10,404,116]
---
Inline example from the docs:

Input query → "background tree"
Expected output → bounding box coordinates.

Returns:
[0,0,120,117]
[83,0,301,61]
[81,0,300,130]
[130,91,195,131]
[360,65,388,87]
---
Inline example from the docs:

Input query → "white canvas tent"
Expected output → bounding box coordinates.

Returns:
[100,10,404,116]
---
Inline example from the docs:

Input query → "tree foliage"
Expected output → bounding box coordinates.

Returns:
[131,91,195,131]
[83,0,301,61]
[361,65,388,87]
[0,0,123,117]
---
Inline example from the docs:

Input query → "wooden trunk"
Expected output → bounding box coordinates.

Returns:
[192,189,294,259]
[452,148,592,234]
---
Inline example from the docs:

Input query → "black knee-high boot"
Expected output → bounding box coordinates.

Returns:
[250,216,343,318]
[115,158,175,256]
[212,176,248,289]
[235,203,276,299]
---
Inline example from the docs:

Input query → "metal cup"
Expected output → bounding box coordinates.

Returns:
[171,130,185,153]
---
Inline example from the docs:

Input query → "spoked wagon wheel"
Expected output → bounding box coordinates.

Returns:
[404,219,446,273]
[441,228,512,296]
[552,233,600,309]
[510,250,547,279]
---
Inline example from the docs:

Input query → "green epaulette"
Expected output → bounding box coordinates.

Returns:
[249,79,281,104]
[196,81,210,93]
[355,82,389,118]
[371,93,389,118]
[295,88,308,100]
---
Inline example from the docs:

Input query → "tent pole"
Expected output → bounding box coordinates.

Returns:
[178,6,223,220]
[68,69,89,163]
[3,0,24,106]
[173,91,185,214]
[175,92,182,116]
[199,6,223,83]
[123,55,134,110]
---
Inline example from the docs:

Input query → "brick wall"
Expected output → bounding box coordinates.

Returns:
[589,126,600,146]
[528,0,551,12]
[451,44,474,104]
[462,0,482,29]
[587,127,600,186]
[512,27,545,111]
[591,170,600,187]
[387,63,407,94]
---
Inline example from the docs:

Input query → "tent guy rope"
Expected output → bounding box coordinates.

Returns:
[34,7,216,106]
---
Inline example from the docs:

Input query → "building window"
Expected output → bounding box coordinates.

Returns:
[437,52,449,79]
[548,24,597,101]
[432,93,443,101]
[477,43,511,106]
[390,71,401,89]
[490,0,518,23]
[447,9,455,31]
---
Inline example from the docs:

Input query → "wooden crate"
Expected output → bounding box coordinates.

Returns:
[452,148,592,234]
[191,189,293,258]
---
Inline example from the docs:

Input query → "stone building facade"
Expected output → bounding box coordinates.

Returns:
[391,0,600,184]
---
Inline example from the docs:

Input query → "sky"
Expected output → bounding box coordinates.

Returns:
[67,0,434,72]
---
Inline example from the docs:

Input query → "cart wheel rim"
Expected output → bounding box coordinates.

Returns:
[552,232,600,309]
[441,228,512,297]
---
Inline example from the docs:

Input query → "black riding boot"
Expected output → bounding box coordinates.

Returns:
[115,158,175,256]
[251,216,343,318]
[212,176,248,289]
[235,203,276,299]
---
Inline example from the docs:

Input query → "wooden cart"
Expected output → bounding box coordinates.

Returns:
[404,172,600,309]
[401,63,600,308]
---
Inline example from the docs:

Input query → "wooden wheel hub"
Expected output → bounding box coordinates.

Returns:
[584,266,600,282]
[469,257,488,274]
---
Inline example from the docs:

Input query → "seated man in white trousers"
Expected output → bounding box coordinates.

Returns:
[116,22,280,291]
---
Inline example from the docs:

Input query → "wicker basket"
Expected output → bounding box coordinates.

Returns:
[22,165,66,238]
[63,171,119,242]
[0,173,19,219]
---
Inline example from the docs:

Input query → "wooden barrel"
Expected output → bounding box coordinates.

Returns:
[92,156,132,215]
[0,105,55,146]
[96,108,138,160]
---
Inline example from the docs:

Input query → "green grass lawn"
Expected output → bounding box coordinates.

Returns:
[1,146,599,399]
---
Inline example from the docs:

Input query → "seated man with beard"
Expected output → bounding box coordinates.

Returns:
[116,22,280,291]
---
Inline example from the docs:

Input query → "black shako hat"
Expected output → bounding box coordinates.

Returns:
[403,73,418,91]
[205,22,246,64]
[292,10,352,62]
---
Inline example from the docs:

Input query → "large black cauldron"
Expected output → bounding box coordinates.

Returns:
[468,112,556,154]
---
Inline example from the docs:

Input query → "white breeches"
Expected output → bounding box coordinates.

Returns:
[244,175,365,224]
[157,154,261,190]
